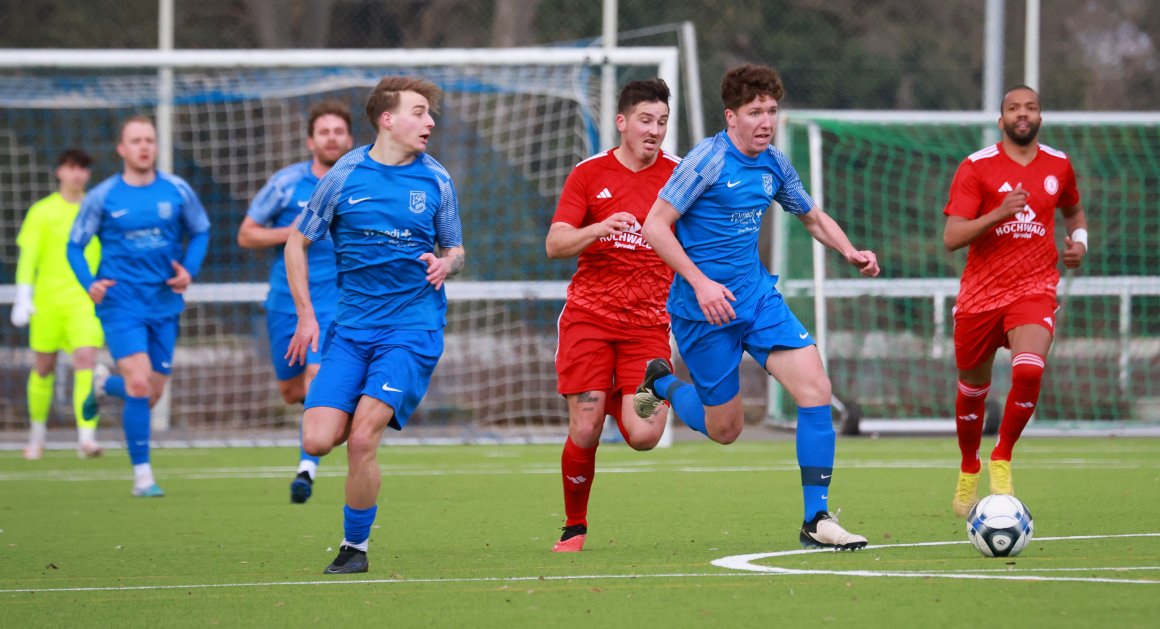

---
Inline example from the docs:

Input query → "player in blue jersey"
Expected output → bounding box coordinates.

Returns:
[284,76,465,574]
[68,115,211,498]
[237,100,354,504]
[634,65,879,550]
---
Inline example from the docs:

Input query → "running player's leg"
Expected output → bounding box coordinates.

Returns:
[552,312,610,551]
[267,310,322,502]
[989,296,1056,495]
[754,294,866,550]
[636,316,742,444]
[765,346,866,550]
[611,324,670,450]
[67,309,104,457]
[951,307,1003,514]
[24,350,58,460]
[322,328,440,574]
[289,362,325,503]
[70,345,102,457]
[24,309,65,459]
[117,351,163,496]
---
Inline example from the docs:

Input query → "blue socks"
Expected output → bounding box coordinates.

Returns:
[343,504,378,546]
[123,396,152,465]
[796,405,835,521]
[105,375,127,400]
[655,375,708,436]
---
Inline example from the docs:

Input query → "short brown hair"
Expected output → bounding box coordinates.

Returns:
[720,64,785,111]
[57,148,92,168]
[118,114,155,142]
[365,76,442,130]
[308,100,352,137]
[617,78,670,115]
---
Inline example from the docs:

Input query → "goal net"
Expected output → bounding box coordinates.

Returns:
[775,111,1160,431]
[0,47,679,444]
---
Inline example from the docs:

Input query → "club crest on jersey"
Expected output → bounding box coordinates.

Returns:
[408,191,426,214]
[157,201,173,219]
[762,174,773,195]
[1044,175,1059,196]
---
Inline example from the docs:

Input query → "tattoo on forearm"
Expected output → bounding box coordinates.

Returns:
[449,251,465,275]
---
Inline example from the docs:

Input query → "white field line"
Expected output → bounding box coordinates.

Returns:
[3,458,1159,483]
[711,533,1160,585]
[3,534,1159,594]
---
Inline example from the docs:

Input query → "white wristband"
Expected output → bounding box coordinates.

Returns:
[1070,228,1088,249]
[15,284,33,304]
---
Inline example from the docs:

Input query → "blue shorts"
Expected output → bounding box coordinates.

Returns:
[266,309,334,381]
[304,325,443,430]
[671,289,813,406]
[100,312,180,375]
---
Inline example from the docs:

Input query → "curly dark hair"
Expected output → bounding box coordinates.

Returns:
[721,64,784,111]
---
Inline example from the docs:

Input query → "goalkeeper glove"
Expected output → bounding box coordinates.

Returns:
[10,284,34,327]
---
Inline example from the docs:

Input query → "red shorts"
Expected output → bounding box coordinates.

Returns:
[555,304,671,397]
[953,294,1057,370]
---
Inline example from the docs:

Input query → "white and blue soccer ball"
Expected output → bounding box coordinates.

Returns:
[966,494,1034,557]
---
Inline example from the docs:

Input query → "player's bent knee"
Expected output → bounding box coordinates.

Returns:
[567,421,603,449]
[278,379,305,405]
[125,379,152,399]
[707,419,743,445]
[302,434,334,457]
[1011,353,1046,386]
[628,433,660,451]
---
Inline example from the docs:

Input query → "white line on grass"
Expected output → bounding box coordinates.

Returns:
[4,533,1159,595]
[711,532,1160,585]
[4,459,1158,483]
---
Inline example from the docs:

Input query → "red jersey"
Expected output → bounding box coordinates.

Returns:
[552,149,680,326]
[943,143,1080,314]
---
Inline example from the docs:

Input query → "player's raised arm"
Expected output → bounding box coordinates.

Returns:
[642,197,736,325]
[943,184,1028,252]
[283,228,317,365]
[546,213,637,259]
[238,177,295,249]
[795,205,880,277]
[238,217,294,249]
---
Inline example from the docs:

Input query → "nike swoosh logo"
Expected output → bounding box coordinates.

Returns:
[381,384,403,393]
[348,196,372,205]
[799,332,809,339]
[324,562,366,574]
[297,200,309,208]
[820,474,831,479]
[725,180,742,188]
[111,210,129,218]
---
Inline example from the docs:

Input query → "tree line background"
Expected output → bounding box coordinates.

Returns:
[3,0,1157,121]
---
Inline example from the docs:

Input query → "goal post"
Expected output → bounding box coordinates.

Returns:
[771,110,1160,432]
[0,47,679,445]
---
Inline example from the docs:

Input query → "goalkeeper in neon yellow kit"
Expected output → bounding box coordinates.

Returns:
[11,149,104,459]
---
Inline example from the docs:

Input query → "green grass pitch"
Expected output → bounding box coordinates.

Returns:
[2,436,1159,627]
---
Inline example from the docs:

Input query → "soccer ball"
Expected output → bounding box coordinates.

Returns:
[966,494,1034,557]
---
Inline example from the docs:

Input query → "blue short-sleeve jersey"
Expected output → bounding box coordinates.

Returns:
[296,145,463,330]
[658,131,814,320]
[70,172,211,318]
[246,161,338,316]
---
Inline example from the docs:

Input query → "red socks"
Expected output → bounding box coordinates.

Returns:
[955,380,991,474]
[560,436,597,527]
[992,353,1045,461]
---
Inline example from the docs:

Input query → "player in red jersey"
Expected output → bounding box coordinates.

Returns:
[944,85,1089,517]
[544,78,679,552]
